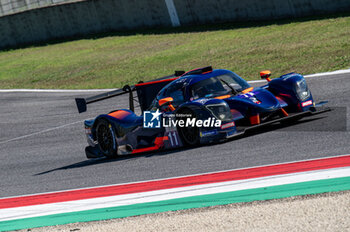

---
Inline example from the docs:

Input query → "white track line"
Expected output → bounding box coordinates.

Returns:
[0,69,349,93]
[0,120,83,145]
[305,69,350,77]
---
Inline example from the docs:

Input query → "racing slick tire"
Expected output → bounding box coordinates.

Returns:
[177,108,200,146]
[96,119,118,158]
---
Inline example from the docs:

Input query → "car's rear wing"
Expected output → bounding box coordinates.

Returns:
[75,85,135,113]
[75,72,185,113]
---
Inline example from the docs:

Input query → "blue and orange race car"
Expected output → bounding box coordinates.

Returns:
[75,66,328,159]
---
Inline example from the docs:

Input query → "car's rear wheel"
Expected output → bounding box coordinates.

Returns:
[177,108,200,146]
[96,119,118,158]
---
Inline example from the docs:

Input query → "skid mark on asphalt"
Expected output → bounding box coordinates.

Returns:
[0,120,83,145]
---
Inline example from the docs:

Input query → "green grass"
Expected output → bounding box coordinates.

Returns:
[0,15,349,89]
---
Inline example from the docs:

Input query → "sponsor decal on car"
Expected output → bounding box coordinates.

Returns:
[200,130,218,137]
[238,92,261,104]
[193,98,211,104]
[85,127,91,135]
[301,100,313,107]
[226,129,236,138]
[221,122,235,129]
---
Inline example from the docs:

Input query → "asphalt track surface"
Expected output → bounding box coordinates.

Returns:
[0,74,349,197]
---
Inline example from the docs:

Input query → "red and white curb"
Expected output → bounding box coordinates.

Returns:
[0,154,350,231]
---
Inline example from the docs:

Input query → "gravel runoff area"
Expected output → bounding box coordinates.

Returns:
[19,191,350,232]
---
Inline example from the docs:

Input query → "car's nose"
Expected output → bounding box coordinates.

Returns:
[228,88,280,113]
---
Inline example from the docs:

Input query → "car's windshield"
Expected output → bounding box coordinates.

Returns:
[191,73,250,99]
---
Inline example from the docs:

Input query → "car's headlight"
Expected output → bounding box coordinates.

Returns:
[206,103,233,122]
[294,79,310,101]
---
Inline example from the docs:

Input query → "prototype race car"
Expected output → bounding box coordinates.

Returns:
[75,66,329,159]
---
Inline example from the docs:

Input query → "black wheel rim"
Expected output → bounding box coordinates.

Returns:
[97,124,114,154]
[178,109,199,145]
[181,126,199,145]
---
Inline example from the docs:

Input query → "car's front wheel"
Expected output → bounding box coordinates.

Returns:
[177,108,200,146]
[96,119,118,158]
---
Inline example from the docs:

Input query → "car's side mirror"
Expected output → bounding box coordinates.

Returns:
[158,97,175,111]
[260,70,272,82]
[159,97,173,107]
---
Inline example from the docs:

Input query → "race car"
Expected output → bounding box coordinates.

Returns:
[75,66,329,159]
